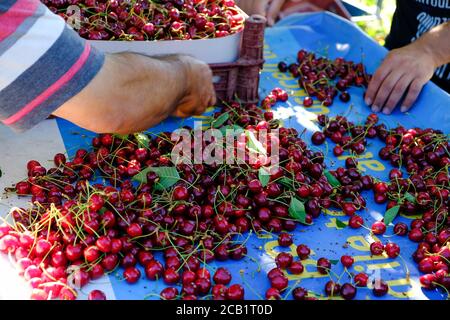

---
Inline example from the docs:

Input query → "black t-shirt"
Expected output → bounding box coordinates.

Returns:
[385,0,450,93]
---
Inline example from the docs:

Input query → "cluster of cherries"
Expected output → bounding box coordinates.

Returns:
[278,49,371,108]
[0,92,376,300]
[41,0,245,41]
[313,113,450,292]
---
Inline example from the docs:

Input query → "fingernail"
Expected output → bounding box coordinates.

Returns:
[400,106,408,112]
[365,97,372,105]
[371,105,380,113]
[382,108,391,115]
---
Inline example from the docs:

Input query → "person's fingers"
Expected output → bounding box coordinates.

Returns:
[371,68,404,113]
[381,74,412,115]
[400,79,423,112]
[236,0,269,16]
[266,0,285,26]
[365,59,393,110]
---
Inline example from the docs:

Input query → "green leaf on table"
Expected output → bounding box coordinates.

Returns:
[113,133,129,140]
[288,197,307,224]
[211,112,230,128]
[134,133,150,148]
[324,170,341,187]
[258,167,270,187]
[404,193,416,203]
[383,205,401,226]
[330,259,339,265]
[336,219,347,229]
[245,130,267,155]
[278,177,294,190]
[133,167,180,191]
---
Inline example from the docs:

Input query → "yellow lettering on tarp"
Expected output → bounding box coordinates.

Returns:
[262,63,280,73]
[367,279,413,299]
[339,153,375,160]
[323,209,345,217]
[265,240,327,281]
[346,235,372,252]
[347,235,414,298]
[309,291,343,300]
[262,68,279,74]
[289,90,307,97]
[346,236,393,262]
[326,218,339,229]
[357,160,386,172]
[278,81,300,89]
[271,73,294,81]
[264,52,277,59]
[307,107,331,115]
[293,98,331,114]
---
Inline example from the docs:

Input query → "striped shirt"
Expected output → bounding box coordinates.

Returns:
[0,0,105,132]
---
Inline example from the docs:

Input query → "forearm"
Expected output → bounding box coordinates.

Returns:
[414,21,450,68]
[53,53,187,134]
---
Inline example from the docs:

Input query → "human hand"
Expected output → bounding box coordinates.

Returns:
[236,0,286,26]
[172,55,216,118]
[364,42,436,114]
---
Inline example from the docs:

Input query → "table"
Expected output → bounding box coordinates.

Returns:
[1,12,449,300]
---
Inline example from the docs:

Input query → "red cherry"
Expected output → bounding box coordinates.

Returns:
[123,267,141,284]
[316,257,331,274]
[213,267,232,285]
[372,280,389,297]
[270,275,289,292]
[349,215,363,229]
[292,287,308,300]
[370,241,384,255]
[325,280,341,296]
[354,272,369,287]
[275,252,293,269]
[296,244,310,260]
[371,221,386,235]
[278,232,293,247]
[288,261,304,274]
[226,284,244,300]
[265,287,281,300]
[160,287,179,300]
[145,260,164,280]
[88,290,106,300]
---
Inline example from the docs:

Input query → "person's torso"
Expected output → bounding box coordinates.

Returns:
[385,0,450,93]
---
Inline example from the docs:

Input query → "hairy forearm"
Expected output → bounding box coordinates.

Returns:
[53,53,186,134]
[415,21,450,68]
